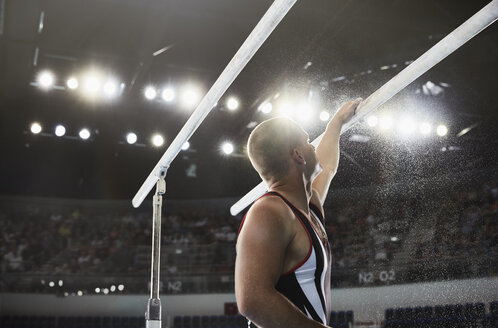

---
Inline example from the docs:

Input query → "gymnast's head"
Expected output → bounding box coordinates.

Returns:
[247,117,320,184]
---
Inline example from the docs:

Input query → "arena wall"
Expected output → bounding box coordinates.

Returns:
[1,277,497,323]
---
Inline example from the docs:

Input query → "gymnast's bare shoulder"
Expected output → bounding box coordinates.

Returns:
[236,194,296,255]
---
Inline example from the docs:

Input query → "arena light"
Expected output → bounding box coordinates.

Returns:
[83,75,101,95]
[398,117,416,135]
[103,80,119,98]
[295,102,314,123]
[419,122,432,135]
[278,101,294,117]
[221,141,234,155]
[49,281,55,287]
[103,288,109,295]
[31,122,42,134]
[181,86,202,108]
[77,290,83,296]
[66,77,79,90]
[126,132,137,145]
[379,115,393,131]
[79,128,91,140]
[181,141,190,151]
[144,86,157,100]
[152,134,164,147]
[55,125,66,137]
[258,101,272,114]
[161,88,175,102]
[110,285,116,292]
[436,124,448,137]
[37,70,55,89]
[58,280,63,287]
[226,97,239,111]
[95,288,101,293]
[367,115,378,127]
[319,111,330,122]
[117,284,124,291]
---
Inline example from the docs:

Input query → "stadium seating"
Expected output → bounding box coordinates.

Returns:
[384,301,498,328]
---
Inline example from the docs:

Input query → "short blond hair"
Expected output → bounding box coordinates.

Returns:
[247,117,303,181]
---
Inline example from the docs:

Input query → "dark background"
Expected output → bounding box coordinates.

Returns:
[0,0,497,202]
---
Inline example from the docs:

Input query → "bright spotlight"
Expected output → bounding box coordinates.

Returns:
[367,115,378,127]
[419,122,431,135]
[58,280,63,287]
[319,111,330,122]
[226,97,239,111]
[31,122,42,134]
[221,142,234,155]
[144,86,157,100]
[296,102,313,123]
[82,75,101,95]
[126,132,137,144]
[103,288,109,295]
[161,88,175,102]
[103,80,118,97]
[77,290,83,296]
[49,281,55,287]
[117,284,124,291]
[398,117,416,135]
[79,128,91,140]
[181,86,202,108]
[278,102,294,117]
[258,102,272,114]
[436,125,448,137]
[110,285,116,292]
[37,70,55,89]
[66,77,79,90]
[379,115,393,131]
[152,134,164,147]
[55,125,66,137]
[182,141,190,150]
[95,288,101,293]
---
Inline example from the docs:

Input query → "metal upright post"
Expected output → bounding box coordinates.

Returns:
[146,170,166,328]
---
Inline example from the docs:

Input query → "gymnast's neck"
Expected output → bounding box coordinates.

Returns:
[266,173,311,216]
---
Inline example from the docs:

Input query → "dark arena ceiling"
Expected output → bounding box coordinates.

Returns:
[0,0,497,202]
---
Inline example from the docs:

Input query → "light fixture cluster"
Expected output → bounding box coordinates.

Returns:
[29,121,175,148]
[143,84,241,112]
[41,279,125,297]
[34,69,123,100]
[30,122,91,140]
[95,284,125,295]
[143,84,204,108]
[365,114,449,137]
[33,69,243,112]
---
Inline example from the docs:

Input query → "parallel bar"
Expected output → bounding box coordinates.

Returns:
[230,0,498,216]
[133,0,298,208]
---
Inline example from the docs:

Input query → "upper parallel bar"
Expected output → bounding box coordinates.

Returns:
[133,0,298,208]
[230,0,498,216]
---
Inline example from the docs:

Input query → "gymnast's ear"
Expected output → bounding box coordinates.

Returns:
[290,148,306,165]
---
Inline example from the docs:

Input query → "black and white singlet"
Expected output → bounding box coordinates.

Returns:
[238,191,332,327]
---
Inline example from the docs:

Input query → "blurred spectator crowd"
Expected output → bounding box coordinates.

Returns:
[0,179,496,287]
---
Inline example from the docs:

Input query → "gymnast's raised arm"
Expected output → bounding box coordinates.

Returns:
[311,98,362,207]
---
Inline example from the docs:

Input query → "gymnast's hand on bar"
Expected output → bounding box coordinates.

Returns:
[331,97,362,125]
